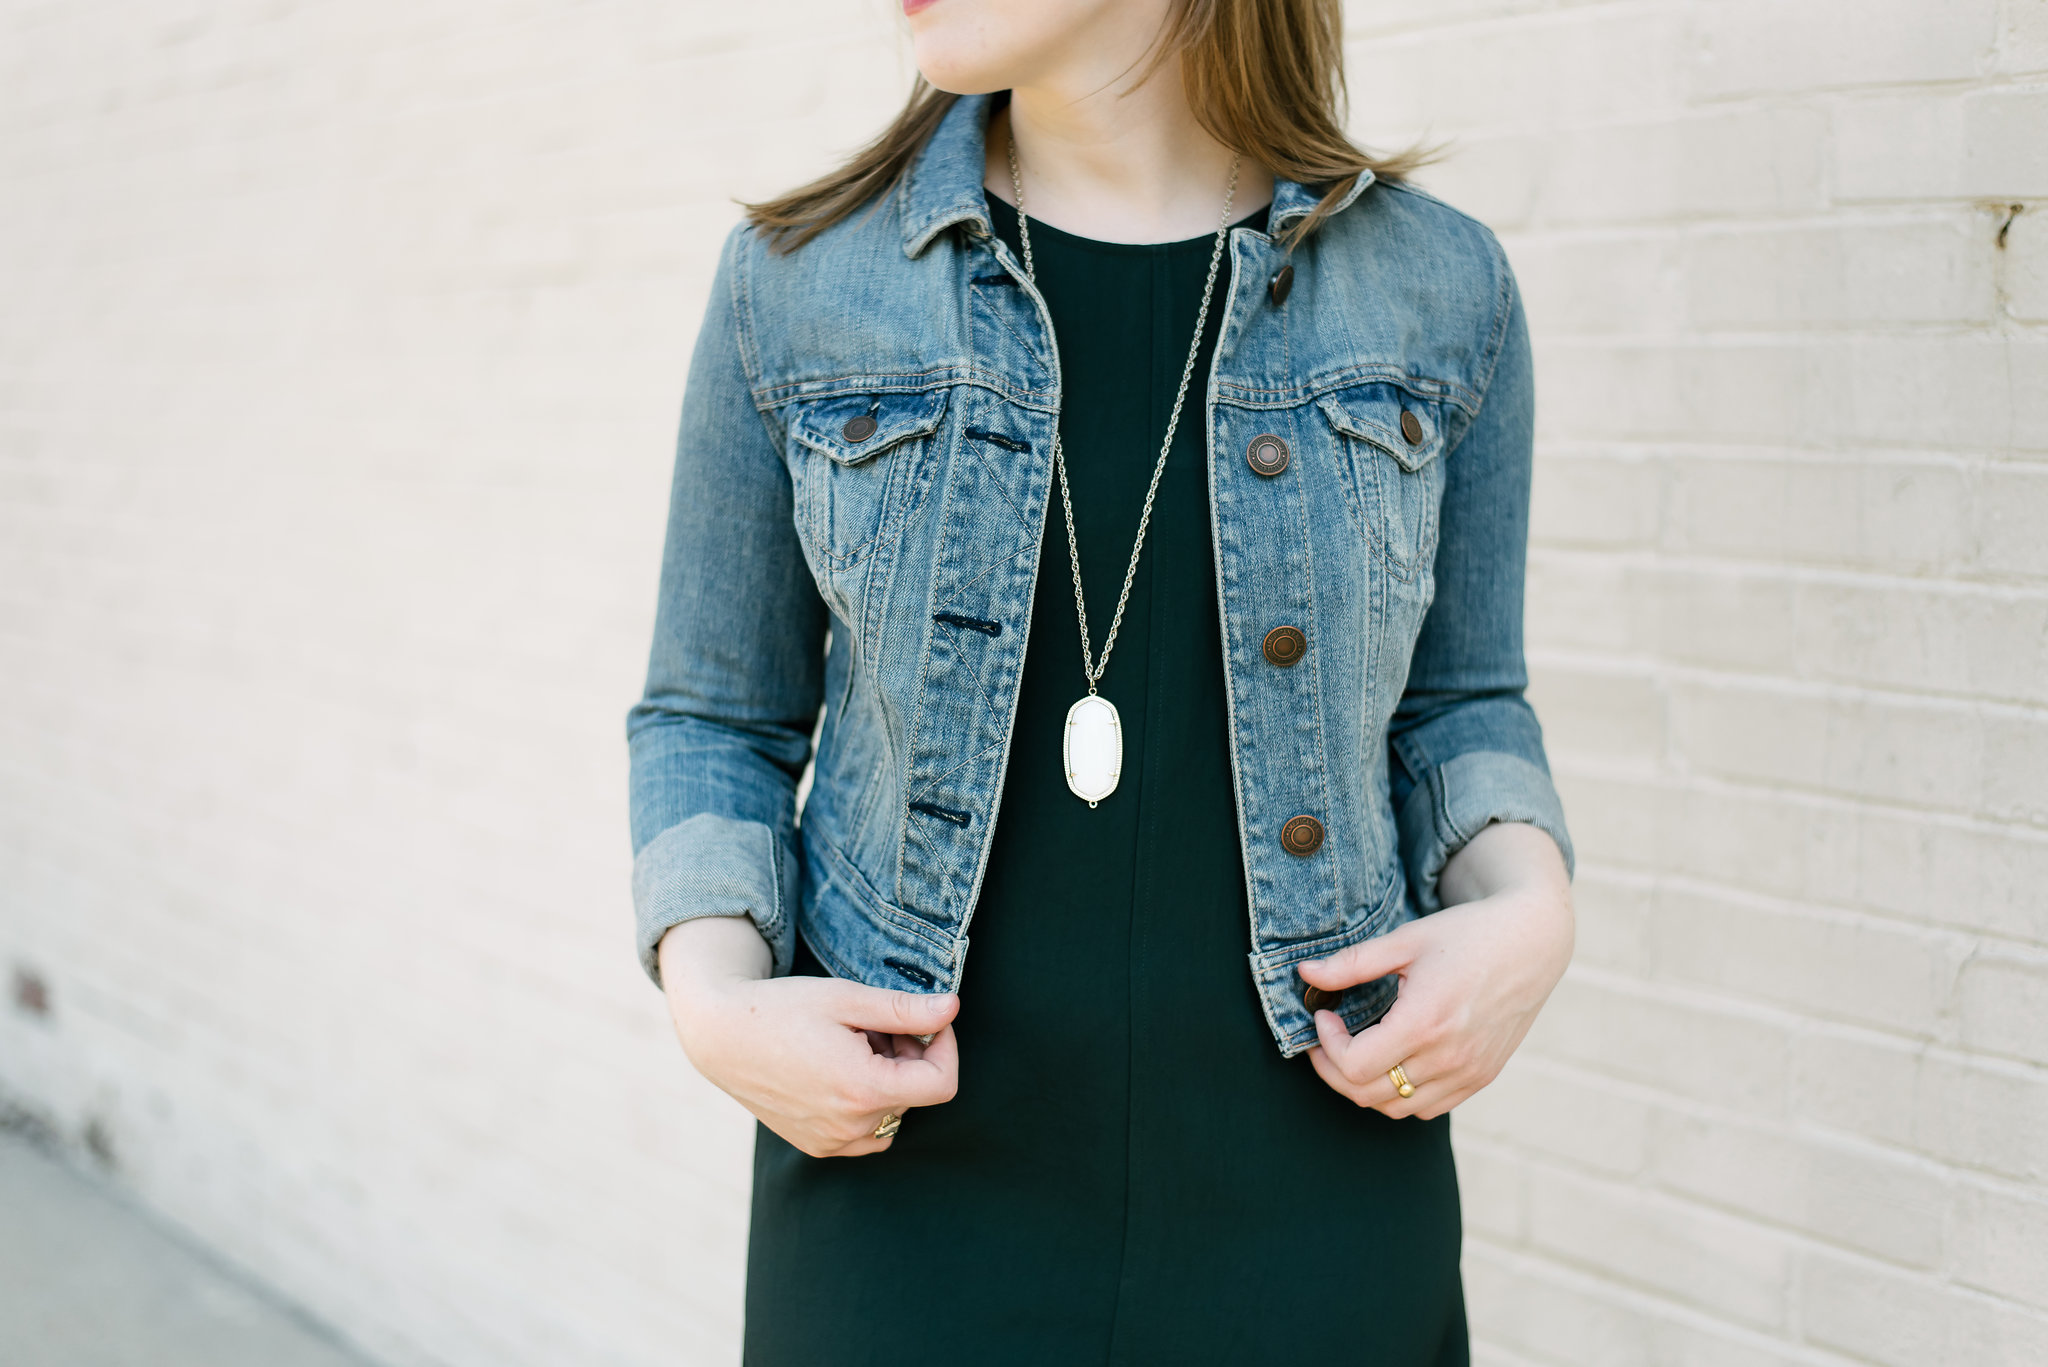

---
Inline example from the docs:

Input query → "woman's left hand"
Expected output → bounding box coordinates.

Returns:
[1297,821,1574,1120]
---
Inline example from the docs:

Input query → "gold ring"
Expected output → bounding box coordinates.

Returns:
[1388,1064,1416,1099]
[872,1112,903,1140]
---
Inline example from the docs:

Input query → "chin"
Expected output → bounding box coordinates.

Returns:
[905,0,1112,96]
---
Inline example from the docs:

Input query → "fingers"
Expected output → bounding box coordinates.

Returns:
[1296,922,1422,992]
[777,1106,902,1159]
[823,1036,958,1156]
[866,1025,960,1110]
[1308,1040,1454,1117]
[833,982,960,1038]
[1312,1004,1429,1093]
[1308,999,1485,1119]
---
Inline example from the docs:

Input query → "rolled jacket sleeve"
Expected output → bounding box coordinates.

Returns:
[626,225,826,985]
[1389,249,1573,913]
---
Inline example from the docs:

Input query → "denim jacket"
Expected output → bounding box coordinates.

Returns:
[627,92,1572,1056]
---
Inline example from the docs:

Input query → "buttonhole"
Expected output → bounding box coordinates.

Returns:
[883,958,937,988]
[909,801,972,828]
[963,425,1031,453]
[933,612,1002,636]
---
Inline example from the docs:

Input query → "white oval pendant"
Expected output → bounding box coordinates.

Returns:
[1063,694,1123,805]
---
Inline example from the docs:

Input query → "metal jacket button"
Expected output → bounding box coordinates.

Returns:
[1400,410,1424,445]
[1263,625,1306,667]
[1268,263,1294,305]
[842,414,878,442]
[1246,433,1290,477]
[1281,814,1325,856]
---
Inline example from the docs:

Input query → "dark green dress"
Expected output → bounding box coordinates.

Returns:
[744,193,1468,1366]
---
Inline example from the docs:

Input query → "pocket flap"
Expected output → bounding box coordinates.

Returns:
[788,388,951,466]
[1316,385,1445,473]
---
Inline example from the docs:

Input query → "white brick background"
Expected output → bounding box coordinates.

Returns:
[0,3,2041,1365]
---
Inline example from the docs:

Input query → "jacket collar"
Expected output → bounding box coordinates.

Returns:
[898,91,1375,258]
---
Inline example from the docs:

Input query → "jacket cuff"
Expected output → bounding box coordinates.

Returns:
[631,812,797,987]
[1397,750,1574,914]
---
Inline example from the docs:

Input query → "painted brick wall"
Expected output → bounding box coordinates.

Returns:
[1,3,2042,1366]
[1346,1,2048,1362]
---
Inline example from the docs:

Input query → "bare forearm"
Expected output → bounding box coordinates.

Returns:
[658,915,774,1029]
[1437,819,1570,909]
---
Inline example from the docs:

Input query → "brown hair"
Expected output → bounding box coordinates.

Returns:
[743,0,1434,255]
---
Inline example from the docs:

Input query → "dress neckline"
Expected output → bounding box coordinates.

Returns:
[982,189,1272,257]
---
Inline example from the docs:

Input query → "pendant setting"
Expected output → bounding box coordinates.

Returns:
[1063,694,1122,807]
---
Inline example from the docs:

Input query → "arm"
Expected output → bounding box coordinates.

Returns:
[629,227,957,1155]
[627,225,826,985]
[1298,251,1575,1118]
[1385,253,1572,911]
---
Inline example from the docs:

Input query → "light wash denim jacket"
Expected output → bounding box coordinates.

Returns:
[627,93,1572,1056]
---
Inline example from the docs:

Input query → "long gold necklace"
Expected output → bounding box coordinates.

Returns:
[1005,131,1241,807]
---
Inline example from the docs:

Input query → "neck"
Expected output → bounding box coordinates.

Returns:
[984,62,1272,244]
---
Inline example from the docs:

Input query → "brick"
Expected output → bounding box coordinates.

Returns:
[1532,108,1829,227]
[1957,950,2048,1064]
[1802,1252,2048,1367]
[1345,0,1545,38]
[1348,10,1690,137]
[1950,1183,2048,1308]
[1566,872,1656,977]
[1513,231,1686,336]
[1920,1058,2048,1184]
[1817,803,2048,945]
[1564,560,2032,707]
[1526,1166,1794,1330]
[1527,663,1667,768]
[1689,0,1998,99]
[1793,1030,1930,1152]
[1648,885,1957,1037]
[1835,88,2048,202]
[1456,1055,1654,1176]
[1977,466,2048,579]
[2004,0,2048,73]
[1538,342,1820,446]
[1648,1111,1949,1266]
[1683,216,1998,329]
[1632,564,1800,677]
[1465,1246,1818,1367]
[1669,678,1983,815]
[1527,452,1662,551]
[1409,133,1545,233]
[1652,784,1830,908]
[1550,772,1663,873]
[1526,551,1634,655]
[1962,87,2048,198]
[1454,1138,1532,1245]
[2009,207,2048,320]
[1529,976,1793,1117]
[1797,1030,2048,1182]
[1841,335,2048,453]
[1791,579,2048,707]
[1543,337,2048,455]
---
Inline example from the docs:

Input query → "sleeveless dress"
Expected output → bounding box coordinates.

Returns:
[742,192,1469,1367]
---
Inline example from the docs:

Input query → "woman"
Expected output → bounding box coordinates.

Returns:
[627,1,1575,1361]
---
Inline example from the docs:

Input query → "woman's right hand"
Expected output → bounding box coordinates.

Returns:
[657,916,961,1157]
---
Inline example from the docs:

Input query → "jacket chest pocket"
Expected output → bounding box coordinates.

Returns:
[785,388,952,569]
[1316,384,1448,579]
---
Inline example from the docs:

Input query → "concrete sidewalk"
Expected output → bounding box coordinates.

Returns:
[0,1127,379,1367]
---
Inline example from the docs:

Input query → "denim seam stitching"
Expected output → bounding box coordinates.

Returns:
[1289,419,1342,911]
[1444,234,1519,464]
[956,422,1032,530]
[972,274,1056,389]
